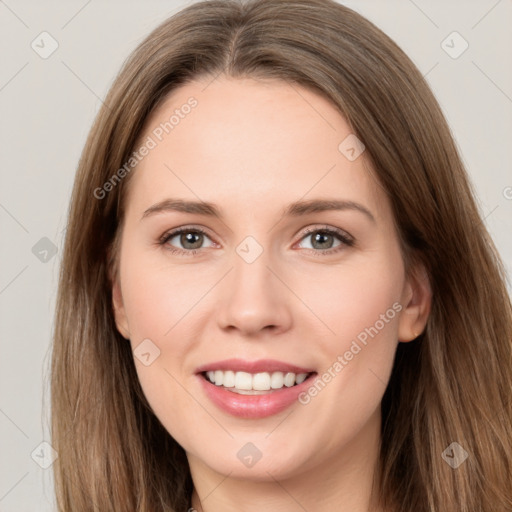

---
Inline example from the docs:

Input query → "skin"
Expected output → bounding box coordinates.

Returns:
[112,76,431,512]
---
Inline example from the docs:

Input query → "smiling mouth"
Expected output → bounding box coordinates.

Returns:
[201,370,316,395]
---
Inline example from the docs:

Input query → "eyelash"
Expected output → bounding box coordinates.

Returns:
[158,225,355,257]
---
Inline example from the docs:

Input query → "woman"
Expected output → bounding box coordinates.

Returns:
[51,0,512,510]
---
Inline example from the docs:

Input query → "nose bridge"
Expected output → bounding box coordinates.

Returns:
[233,240,272,290]
[216,235,292,334]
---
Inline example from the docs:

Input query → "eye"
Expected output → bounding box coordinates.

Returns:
[158,224,355,257]
[295,226,354,255]
[159,226,215,256]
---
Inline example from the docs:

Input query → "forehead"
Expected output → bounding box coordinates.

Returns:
[125,76,389,222]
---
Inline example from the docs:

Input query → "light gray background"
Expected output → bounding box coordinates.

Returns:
[1,1,511,510]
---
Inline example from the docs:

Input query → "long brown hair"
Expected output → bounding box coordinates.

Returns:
[50,0,512,510]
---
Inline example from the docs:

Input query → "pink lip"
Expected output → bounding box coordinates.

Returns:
[195,358,315,374]
[195,359,317,419]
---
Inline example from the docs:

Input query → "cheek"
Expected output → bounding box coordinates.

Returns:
[295,254,403,416]
[294,254,403,429]
[299,255,404,347]
[121,253,206,345]
[120,255,205,445]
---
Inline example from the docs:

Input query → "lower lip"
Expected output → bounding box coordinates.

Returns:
[197,373,316,419]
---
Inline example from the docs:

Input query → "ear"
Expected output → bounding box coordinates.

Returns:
[397,262,432,342]
[112,276,130,340]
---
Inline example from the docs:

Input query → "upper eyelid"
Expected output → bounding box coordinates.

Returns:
[300,224,353,239]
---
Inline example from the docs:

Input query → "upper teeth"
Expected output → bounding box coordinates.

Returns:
[206,370,309,391]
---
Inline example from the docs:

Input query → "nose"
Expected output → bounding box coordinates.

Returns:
[216,249,293,337]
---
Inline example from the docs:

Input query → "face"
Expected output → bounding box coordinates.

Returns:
[112,76,430,482]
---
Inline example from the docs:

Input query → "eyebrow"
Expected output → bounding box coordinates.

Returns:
[141,198,376,223]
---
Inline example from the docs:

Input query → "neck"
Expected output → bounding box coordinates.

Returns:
[188,408,385,512]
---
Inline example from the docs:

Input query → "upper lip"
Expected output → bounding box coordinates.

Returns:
[195,358,315,375]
